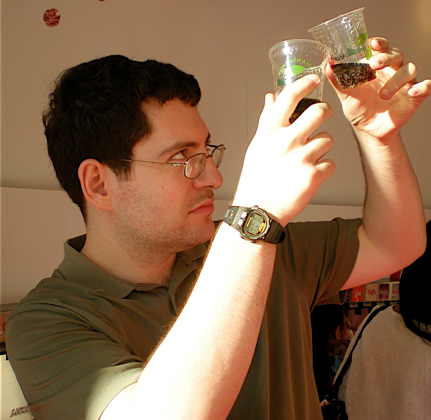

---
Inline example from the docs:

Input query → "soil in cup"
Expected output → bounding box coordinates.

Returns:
[290,98,321,123]
[332,63,376,90]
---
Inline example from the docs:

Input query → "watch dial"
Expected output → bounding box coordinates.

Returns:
[244,212,267,235]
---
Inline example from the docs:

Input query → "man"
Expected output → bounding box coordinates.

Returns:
[6,38,430,420]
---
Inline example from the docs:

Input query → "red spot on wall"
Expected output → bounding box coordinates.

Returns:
[43,9,61,27]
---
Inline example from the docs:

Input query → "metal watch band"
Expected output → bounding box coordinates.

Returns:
[223,205,285,244]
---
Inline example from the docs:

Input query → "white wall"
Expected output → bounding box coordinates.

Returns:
[1,0,430,206]
[1,187,85,304]
[1,1,430,303]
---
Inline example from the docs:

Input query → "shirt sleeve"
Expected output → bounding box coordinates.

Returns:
[6,301,143,420]
[276,217,361,310]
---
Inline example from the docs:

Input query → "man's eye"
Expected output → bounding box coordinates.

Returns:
[170,150,187,161]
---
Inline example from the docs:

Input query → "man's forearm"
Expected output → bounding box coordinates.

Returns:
[102,223,277,420]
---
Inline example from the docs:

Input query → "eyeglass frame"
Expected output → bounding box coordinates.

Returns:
[117,144,225,179]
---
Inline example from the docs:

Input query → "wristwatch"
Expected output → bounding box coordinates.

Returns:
[223,206,285,244]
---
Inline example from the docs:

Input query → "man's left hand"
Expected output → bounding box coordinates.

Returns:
[326,37,431,143]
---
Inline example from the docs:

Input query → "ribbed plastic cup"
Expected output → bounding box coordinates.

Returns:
[308,8,376,90]
[268,39,330,122]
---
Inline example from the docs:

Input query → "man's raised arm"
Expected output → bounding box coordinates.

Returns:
[331,37,431,289]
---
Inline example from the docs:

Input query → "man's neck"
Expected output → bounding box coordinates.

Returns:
[80,233,178,286]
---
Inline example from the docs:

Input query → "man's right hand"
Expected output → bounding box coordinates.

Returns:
[233,75,336,226]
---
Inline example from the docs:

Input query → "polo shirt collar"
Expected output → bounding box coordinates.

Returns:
[56,235,208,300]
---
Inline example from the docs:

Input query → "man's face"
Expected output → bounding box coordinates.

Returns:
[109,99,223,257]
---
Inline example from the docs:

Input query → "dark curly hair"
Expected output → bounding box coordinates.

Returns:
[399,220,431,344]
[43,55,201,218]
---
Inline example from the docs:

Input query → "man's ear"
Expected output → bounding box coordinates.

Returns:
[78,159,114,212]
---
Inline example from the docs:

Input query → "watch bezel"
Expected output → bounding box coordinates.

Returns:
[239,207,271,241]
[223,205,285,244]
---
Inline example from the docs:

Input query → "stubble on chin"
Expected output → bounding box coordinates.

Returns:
[115,210,215,264]
[114,183,217,259]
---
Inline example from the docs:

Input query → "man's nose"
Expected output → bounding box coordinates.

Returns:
[193,156,223,190]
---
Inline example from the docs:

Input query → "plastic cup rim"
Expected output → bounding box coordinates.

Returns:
[268,39,330,60]
[308,7,366,34]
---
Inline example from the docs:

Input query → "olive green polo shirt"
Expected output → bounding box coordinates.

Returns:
[7,218,361,420]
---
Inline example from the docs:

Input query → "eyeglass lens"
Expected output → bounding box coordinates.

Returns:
[212,145,224,168]
[185,145,224,179]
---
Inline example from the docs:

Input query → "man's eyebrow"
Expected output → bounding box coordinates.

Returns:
[157,133,211,158]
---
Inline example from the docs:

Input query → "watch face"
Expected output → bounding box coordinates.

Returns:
[244,210,268,236]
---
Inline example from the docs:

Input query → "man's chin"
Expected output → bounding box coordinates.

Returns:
[182,219,216,250]
[199,218,217,241]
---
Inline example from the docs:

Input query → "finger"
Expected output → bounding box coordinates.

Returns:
[255,93,276,129]
[407,79,431,98]
[368,37,389,53]
[272,74,321,126]
[258,93,275,118]
[379,62,418,99]
[289,101,334,141]
[264,92,275,107]
[369,47,404,72]
[315,158,336,181]
[305,132,334,163]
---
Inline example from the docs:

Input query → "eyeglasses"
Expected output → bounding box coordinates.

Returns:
[119,144,225,179]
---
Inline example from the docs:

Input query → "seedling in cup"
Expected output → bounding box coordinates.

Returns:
[268,39,330,123]
[308,8,376,90]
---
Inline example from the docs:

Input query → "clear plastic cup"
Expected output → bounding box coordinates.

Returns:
[268,39,330,123]
[308,8,376,90]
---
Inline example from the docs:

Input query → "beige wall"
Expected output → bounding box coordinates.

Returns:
[1,0,430,303]
[1,0,430,206]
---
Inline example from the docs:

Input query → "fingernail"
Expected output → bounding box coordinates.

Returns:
[308,74,320,83]
[380,88,390,99]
